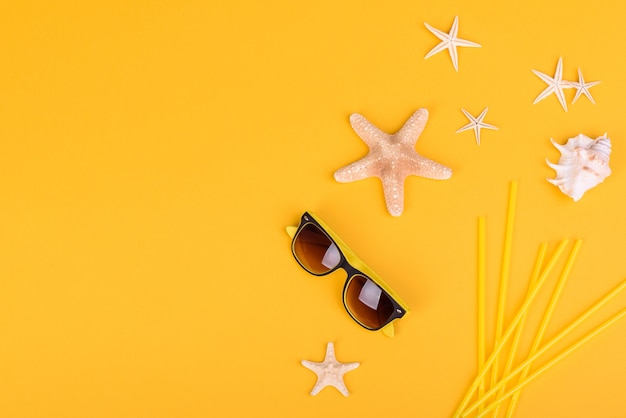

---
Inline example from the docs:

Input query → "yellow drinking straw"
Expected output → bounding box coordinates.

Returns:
[477,216,487,412]
[491,242,548,417]
[490,181,518,394]
[502,239,581,417]
[472,309,626,418]
[452,239,569,418]
[461,279,626,416]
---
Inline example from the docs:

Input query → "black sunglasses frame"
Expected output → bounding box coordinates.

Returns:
[291,212,406,331]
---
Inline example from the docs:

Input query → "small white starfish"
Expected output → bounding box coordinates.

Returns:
[424,16,481,71]
[568,68,600,104]
[456,107,498,146]
[301,342,360,396]
[532,57,573,112]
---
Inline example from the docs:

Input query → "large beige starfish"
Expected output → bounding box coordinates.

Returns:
[334,109,452,216]
[301,342,360,396]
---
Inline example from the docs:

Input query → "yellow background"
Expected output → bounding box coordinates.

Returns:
[0,1,624,417]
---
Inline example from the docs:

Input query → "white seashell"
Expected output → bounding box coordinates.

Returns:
[546,133,612,201]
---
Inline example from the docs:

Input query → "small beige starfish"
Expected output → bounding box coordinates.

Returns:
[334,109,453,217]
[301,342,360,396]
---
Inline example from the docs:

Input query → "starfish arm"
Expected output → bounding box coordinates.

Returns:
[456,122,475,133]
[533,85,556,104]
[532,69,556,85]
[306,372,332,396]
[309,383,325,396]
[571,87,584,104]
[324,342,337,360]
[396,109,429,146]
[448,45,459,72]
[302,360,328,395]
[349,113,388,146]
[406,156,453,181]
[460,108,476,121]
[424,22,451,41]
[301,360,321,371]
[554,86,568,111]
[332,363,360,396]
[554,57,564,82]
[330,381,350,397]
[450,16,459,37]
[477,107,490,120]
[453,38,481,48]
[473,125,482,145]
[341,362,360,372]
[380,169,407,217]
[478,121,498,131]
[334,156,379,182]
[582,89,597,104]
[425,41,450,59]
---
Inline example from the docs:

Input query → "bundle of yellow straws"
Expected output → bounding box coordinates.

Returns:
[454,181,626,418]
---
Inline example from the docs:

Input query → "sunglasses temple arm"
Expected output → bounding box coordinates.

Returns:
[286,225,298,238]
[381,322,395,338]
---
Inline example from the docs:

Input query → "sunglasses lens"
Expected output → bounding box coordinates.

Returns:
[345,274,395,329]
[293,223,341,274]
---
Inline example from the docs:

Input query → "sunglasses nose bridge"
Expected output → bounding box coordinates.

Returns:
[341,262,360,279]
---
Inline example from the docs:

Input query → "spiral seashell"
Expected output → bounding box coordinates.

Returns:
[546,133,612,201]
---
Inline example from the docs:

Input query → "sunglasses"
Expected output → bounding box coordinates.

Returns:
[287,212,409,337]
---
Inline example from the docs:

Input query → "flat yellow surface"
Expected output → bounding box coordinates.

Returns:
[0,1,624,417]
